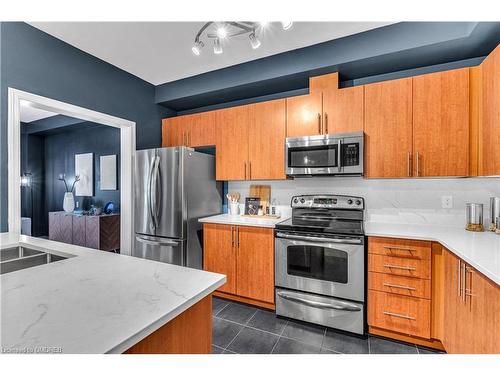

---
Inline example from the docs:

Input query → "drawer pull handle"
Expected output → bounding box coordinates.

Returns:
[384,246,415,253]
[383,283,416,291]
[383,311,416,320]
[383,264,416,271]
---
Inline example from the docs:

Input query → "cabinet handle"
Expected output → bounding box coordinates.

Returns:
[324,113,328,134]
[416,152,420,177]
[457,260,462,297]
[383,283,416,291]
[383,264,416,271]
[237,226,240,247]
[384,246,415,254]
[317,113,322,134]
[244,162,247,180]
[465,266,475,300]
[461,261,467,302]
[407,152,412,177]
[249,161,252,180]
[383,311,416,320]
[231,226,234,248]
[187,131,190,146]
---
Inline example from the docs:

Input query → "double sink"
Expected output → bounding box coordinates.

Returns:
[0,246,72,275]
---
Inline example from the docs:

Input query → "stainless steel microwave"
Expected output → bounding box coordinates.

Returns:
[285,132,364,177]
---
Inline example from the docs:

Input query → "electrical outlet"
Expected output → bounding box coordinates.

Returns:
[442,196,453,209]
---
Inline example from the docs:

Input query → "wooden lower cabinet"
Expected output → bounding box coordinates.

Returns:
[369,237,500,353]
[441,247,500,353]
[203,223,275,308]
[125,295,212,354]
[202,224,236,294]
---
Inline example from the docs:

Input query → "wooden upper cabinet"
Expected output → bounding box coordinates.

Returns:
[162,112,215,148]
[286,93,322,137]
[364,78,413,178]
[480,44,500,176]
[236,226,274,304]
[413,69,470,177]
[323,86,364,134]
[248,99,286,180]
[203,223,236,294]
[162,117,185,147]
[215,105,250,180]
[187,112,216,147]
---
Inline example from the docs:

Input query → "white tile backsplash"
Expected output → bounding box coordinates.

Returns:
[228,177,500,228]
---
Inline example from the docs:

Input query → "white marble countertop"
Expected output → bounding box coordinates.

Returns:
[199,213,290,228]
[365,222,500,286]
[0,233,226,354]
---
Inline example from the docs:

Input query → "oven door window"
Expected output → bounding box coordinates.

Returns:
[288,144,338,168]
[286,245,348,283]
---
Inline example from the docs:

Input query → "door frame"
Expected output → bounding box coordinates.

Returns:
[7,88,136,255]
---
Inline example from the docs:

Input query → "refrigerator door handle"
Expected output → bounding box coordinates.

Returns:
[150,155,160,229]
[135,235,180,247]
[152,155,161,228]
[147,155,156,230]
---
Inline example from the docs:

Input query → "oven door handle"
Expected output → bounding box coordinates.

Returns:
[277,292,362,312]
[276,232,362,244]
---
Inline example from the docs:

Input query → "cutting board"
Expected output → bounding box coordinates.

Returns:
[249,185,271,211]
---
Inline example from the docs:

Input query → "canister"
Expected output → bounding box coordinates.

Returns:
[489,197,500,231]
[466,203,484,232]
[495,217,500,235]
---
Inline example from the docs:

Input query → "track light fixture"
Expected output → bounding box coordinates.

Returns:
[191,21,292,56]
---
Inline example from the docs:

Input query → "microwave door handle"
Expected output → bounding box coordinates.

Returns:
[276,232,362,244]
[338,139,342,173]
[277,292,361,312]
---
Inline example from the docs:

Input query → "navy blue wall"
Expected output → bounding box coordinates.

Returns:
[1,22,174,232]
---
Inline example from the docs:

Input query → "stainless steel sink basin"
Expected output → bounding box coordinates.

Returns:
[0,246,72,275]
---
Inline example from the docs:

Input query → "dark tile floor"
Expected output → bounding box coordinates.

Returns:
[211,297,444,354]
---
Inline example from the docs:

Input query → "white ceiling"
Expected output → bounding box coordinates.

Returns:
[20,100,57,123]
[29,22,392,85]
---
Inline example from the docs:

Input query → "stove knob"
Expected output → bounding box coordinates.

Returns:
[355,199,362,206]
[300,198,305,204]
[347,199,353,205]
[293,198,299,204]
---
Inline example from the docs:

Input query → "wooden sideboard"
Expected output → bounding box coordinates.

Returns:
[48,211,120,251]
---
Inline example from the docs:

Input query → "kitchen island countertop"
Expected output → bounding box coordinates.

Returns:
[0,233,225,354]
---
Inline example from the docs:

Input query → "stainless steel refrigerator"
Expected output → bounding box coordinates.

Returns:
[133,147,222,269]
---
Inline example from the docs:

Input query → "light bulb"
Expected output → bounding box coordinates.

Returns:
[249,33,261,49]
[214,38,223,54]
[216,26,227,38]
[281,21,293,30]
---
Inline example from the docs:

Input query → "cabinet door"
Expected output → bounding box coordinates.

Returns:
[470,266,500,353]
[203,224,236,294]
[364,78,413,178]
[323,86,364,134]
[248,99,286,180]
[413,69,470,177]
[480,44,500,175]
[286,93,322,137]
[441,249,462,352]
[187,111,216,147]
[215,105,250,180]
[236,226,274,303]
[162,117,186,147]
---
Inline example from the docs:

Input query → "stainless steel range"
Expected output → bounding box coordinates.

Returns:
[274,194,365,335]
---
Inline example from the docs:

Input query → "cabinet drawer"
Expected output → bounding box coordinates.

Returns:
[369,237,431,260]
[368,290,431,339]
[368,254,431,279]
[368,272,431,299]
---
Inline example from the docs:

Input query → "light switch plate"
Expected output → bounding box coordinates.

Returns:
[442,196,453,209]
